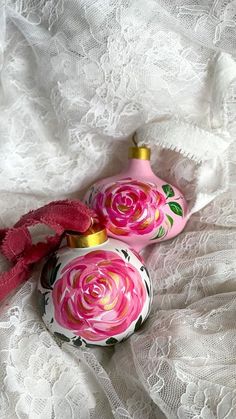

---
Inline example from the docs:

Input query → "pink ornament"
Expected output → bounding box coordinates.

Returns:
[38,224,152,346]
[84,146,188,251]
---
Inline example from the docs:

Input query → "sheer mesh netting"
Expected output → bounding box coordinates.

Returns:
[1,1,236,418]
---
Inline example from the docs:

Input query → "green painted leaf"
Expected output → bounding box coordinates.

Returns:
[141,265,150,279]
[54,332,70,342]
[73,337,82,347]
[151,226,165,240]
[134,315,143,332]
[162,184,174,198]
[158,226,165,238]
[168,202,183,216]
[121,249,129,259]
[106,337,118,345]
[40,254,60,290]
[166,214,174,227]
[144,280,150,296]
[51,263,61,287]
[84,342,99,348]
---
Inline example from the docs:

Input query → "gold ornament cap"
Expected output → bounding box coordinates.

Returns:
[128,146,151,160]
[66,223,107,248]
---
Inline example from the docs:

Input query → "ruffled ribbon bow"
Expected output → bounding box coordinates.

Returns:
[0,200,95,301]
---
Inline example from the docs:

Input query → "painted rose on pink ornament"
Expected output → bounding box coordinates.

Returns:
[52,250,147,342]
[91,178,166,237]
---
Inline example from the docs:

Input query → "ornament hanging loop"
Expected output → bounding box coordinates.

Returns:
[132,132,138,147]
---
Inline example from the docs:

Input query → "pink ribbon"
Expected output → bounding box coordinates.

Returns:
[0,200,95,301]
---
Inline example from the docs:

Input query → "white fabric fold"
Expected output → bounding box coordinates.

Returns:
[1,1,236,419]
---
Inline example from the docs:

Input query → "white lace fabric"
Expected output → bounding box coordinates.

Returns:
[1,1,236,418]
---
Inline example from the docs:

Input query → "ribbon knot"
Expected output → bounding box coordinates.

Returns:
[0,200,95,302]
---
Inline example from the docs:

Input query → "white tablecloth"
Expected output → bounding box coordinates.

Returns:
[1,1,236,418]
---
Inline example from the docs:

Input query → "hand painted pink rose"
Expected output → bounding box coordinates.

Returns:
[92,178,166,236]
[52,250,147,342]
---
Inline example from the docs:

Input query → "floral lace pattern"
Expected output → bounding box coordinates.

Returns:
[1,1,236,418]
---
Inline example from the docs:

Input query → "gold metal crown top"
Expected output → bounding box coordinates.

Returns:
[66,223,107,248]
